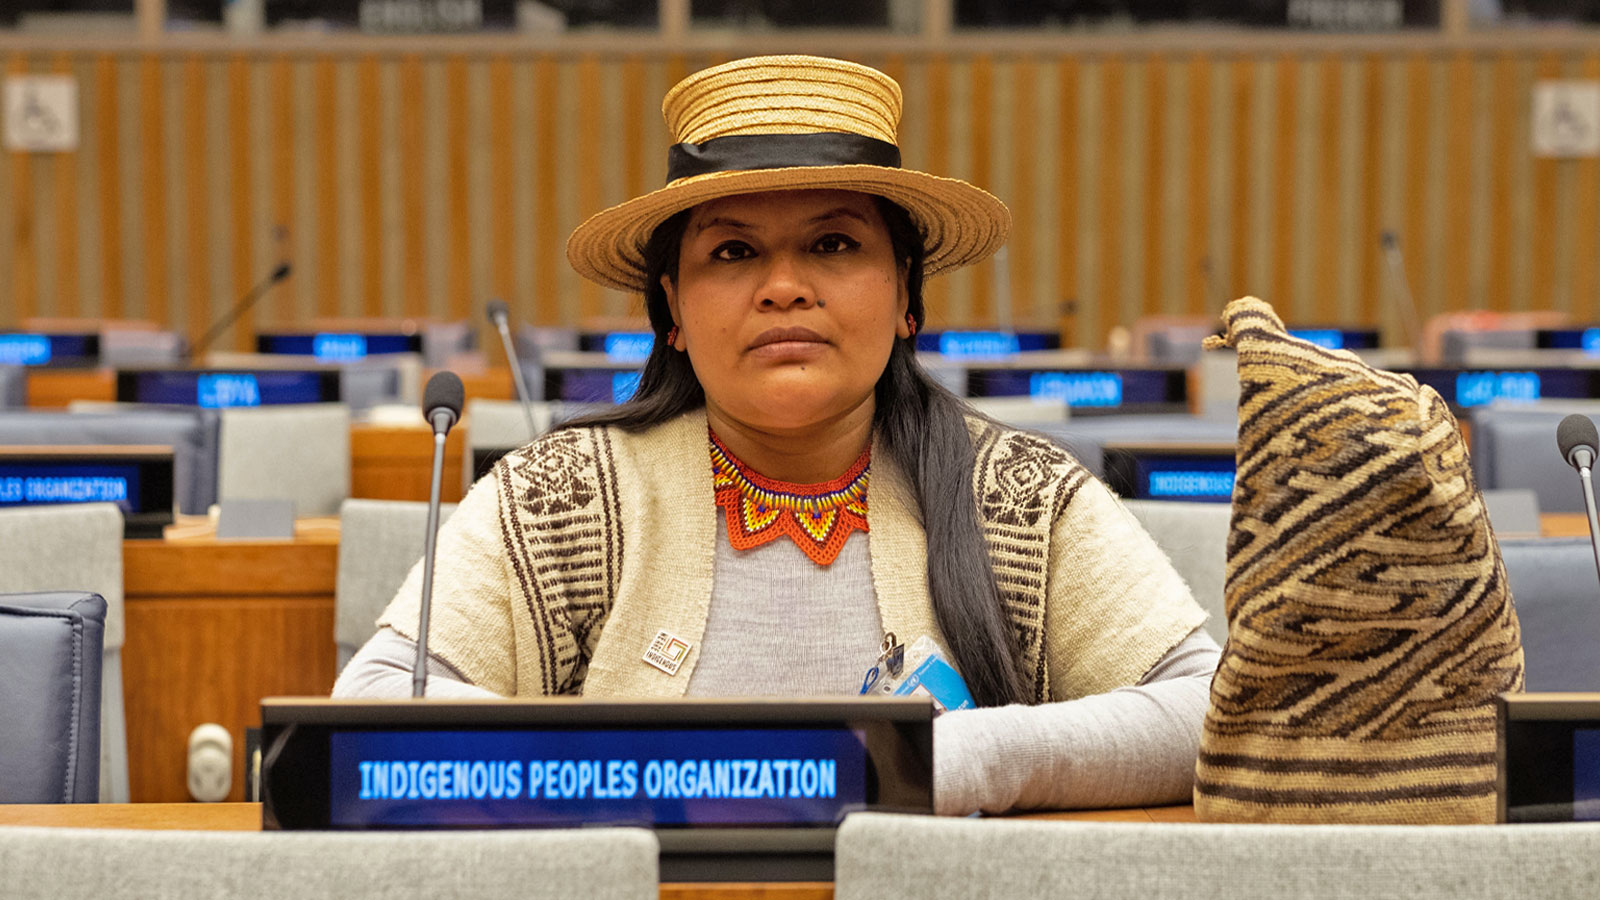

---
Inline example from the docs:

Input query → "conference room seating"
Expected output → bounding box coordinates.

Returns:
[0,407,221,514]
[1124,500,1230,645]
[1469,408,1592,514]
[0,826,658,900]
[99,329,185,367]
[335,498,458,672]
[834,812,1600,900]
[1500,538,1600,692]
[0,591,105,804]
[1034,416,1238,478]
[0,364,24,408]
[0,504,126,802]
[218,404,351,518]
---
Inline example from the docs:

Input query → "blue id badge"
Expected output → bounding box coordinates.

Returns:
[890,654,975,713]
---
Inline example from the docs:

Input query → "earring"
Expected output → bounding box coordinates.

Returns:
[666,325,679,348]
[905,313,918,338]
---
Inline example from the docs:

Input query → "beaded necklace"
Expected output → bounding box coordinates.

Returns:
[709,430,869,567]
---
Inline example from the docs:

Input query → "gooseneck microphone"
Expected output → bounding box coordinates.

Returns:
[486,299,538,440]
[1557,413,1600,586]
[414,371,465,698]
[191,262,292,359]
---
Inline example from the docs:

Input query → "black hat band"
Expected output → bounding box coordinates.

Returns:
[666,132,902,184]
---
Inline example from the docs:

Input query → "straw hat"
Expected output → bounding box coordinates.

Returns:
[566,55,1012,294]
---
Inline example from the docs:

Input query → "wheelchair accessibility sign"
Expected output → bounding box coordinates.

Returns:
[4,76,79,153]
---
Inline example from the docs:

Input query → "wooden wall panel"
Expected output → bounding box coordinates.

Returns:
[4,47,1600,347]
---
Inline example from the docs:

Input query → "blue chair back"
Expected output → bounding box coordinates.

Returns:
[0,365,24,408]
[1501,538,1600,692]
[1469,409,1591,514]
[0,591,105,803]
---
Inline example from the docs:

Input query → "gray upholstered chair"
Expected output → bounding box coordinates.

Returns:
[966,396,1071,427]
[0,407,220,514]
[0,504,126,802]
[1500,537,1600,691]
[1469,408,1592,514]
[1124,500,1230,645]
[99,329,185,366]
[836,813,1600,900]
[218,403,351,517]
[335,498,457,673]
[0,364,25,408]
[0,827,657,900]
[0,591,105,803]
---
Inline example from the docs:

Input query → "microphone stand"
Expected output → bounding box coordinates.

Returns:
[414,371,463,699]
[192,263,291,360]
[488,302,538,441]
[1576,450,1600,586]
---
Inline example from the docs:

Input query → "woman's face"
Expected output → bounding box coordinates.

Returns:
[663,189,910,434]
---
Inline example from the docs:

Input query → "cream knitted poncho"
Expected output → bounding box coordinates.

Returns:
[376,410,1203,703]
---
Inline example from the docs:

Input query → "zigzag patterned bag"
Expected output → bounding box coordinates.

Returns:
[1194,297,1524,824]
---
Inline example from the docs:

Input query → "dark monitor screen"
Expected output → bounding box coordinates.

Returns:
[256,332,423,361]
[578,331,656,362]
[0,448,175,538]
[542,367,642,404]
[964,367,1188,415]
[1395,367,1600,410]
[1535,328,1600,354]
[1103,444,1236,502]
[116,368,342,408]
[0,332,100,367]
[914,330,1060,358]
[1287,327,1382,351]
[1499,694,1600,823]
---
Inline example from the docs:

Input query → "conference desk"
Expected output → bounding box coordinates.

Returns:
[0,802,1196,900]
[117,513,1587,804]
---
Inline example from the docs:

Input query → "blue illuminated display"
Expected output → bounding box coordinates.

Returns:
[328,727,867,828]
[197,373,263,408]
[1454,370,1541,407]
[1148,470,1235,499]
[612,371,642,404]
[0,462,142,513]
[0,334,52,366]
[1584,329,1600,356]
[603,332,655,362]
[1028,371,1124,407]
[1577,729,1600,822]
[937,331,1022,358]
[1289,329,1344,350]
[0,475,128,505]
[312,333,369,361]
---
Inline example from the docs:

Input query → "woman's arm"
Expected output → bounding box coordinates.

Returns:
[933,627,1219,815]
[332,626,502,699]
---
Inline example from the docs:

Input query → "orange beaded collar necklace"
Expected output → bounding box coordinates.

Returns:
[708,431,870,567]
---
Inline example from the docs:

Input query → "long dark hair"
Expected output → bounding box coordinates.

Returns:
[560,197,1030,707]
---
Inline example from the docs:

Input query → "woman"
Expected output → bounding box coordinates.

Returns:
[335,55,1220,815]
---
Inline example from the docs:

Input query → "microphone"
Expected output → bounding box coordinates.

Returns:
[1379,231,1423,352]
[191,262,292,358]
[1557,414,1600,587]
[414,371,464,698]
[486,299,538,441]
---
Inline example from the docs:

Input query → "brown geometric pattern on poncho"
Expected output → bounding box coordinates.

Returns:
[1195,297,1524,825]
[972,425,1095,704]
[492,418,1086,704]
[496,426,624,695]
